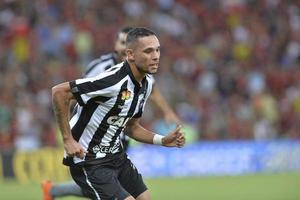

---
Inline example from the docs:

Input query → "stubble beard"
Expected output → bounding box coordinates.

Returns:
[136,64,157,75]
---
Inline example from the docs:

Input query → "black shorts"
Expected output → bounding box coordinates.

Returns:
[70,158,147,200]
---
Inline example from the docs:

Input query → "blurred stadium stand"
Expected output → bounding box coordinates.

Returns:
[0,0,300,181]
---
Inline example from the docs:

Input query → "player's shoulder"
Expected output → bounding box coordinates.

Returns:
[89,53,115,66]
[105,61,124,72]
[89,53,115,65]
[85,53,117,77]
[99,53,115,61]
[92,62,124,81]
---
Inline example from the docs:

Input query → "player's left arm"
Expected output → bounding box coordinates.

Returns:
[125,118,185,147]
[149,85,181,125]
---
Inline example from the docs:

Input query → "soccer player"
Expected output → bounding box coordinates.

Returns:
[51,27,185,200]
[42,26,181,200]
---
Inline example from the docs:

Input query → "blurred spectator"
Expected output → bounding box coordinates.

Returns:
[1,0,300,150]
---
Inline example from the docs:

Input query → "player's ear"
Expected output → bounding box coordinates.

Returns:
[126,48,134,62]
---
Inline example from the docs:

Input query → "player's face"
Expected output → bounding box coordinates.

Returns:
[114,32,128,62]
[131,36,160,74]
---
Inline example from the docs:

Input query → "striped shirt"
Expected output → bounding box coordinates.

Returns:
[64,61,154,166]
[83,52,137,152]
[84,53,118,78]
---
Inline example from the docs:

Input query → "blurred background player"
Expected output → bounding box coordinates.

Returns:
[42,26,181,200]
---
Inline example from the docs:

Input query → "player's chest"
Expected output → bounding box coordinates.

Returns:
[106,88,147,114]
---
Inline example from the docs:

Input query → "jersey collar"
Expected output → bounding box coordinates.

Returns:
[124,60,146,88]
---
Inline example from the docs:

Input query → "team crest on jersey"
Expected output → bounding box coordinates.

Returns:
[121,90,131,100]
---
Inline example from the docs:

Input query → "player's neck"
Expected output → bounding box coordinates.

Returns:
[128,63,145,84]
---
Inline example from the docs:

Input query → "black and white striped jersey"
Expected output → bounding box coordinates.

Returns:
[64,60,154,166]
[83,52,154,152]
[84,53,118,78]
[83,52,132,151]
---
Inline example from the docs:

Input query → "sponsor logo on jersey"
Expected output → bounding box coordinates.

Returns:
[92,140,121,158]
[121,90,131,100]
[107,116,129,127]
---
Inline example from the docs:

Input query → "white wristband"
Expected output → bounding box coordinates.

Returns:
[153,134,164,145]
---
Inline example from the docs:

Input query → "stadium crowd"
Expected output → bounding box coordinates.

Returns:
[0,0,300,151]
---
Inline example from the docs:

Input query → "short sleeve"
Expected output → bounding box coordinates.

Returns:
[69,80,85,106]
[69,72,119,106]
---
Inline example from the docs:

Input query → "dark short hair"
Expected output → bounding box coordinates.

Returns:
[119,26,134,34]
[126,27,157,47]
[115,26,134,40]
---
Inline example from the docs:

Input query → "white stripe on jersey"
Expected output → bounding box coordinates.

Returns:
[69,107,81,128]
[86,58,102,69]
[85,59,115,77]
[100,53,113,60]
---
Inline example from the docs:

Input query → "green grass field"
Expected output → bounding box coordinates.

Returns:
[1,172,299,200]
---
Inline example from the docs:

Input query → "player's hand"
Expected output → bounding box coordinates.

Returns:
[64,137,87,159]
[162,125,185,148]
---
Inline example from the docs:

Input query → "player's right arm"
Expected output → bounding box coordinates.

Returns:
[52,82,86,158]
[125,118,185,147]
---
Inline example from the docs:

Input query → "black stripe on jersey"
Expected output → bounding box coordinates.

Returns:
[106,65,121,72]
[93,96,111,103]
[108,129,123,153]
[71,100,98,141]
[70,81,85,106]
[71,96,111,141]
[132,86,147,118]
[76,65,128,94]
[128,78,148,117]
[86,80,129,160]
